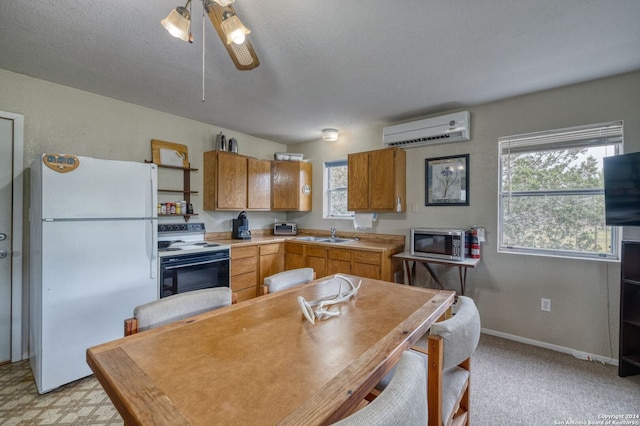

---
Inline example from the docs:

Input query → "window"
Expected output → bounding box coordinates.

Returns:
[498,121,623,260]
[324,160,352,218]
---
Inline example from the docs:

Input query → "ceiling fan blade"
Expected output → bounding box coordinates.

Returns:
[205,1,260,71]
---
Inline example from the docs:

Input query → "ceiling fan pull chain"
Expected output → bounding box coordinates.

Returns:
[202,1,206,102]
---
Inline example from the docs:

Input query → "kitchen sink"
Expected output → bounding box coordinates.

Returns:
[324,238,356,244]
[294,236,355,244]
[294,236,331,242]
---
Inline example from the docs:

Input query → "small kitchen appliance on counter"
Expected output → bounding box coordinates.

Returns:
[274,222,297,236]
[232,211,251,240]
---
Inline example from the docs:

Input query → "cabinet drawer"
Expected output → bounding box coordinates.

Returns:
[231,271,257,291]
[260,243,281,256]
[285,242,303,255]
[327,259,350,275]
[352,250,381,265]
[234,286,257,302]
[232,257,257,276]
[352,262,380,280]
[232,245,258,259]
[305,246,327,258]
[328,248,351,261]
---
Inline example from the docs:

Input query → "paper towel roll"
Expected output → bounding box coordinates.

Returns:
[353,212,377,229]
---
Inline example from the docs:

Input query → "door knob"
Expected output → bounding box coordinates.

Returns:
[0,233,6,241]
[0,250,7,259]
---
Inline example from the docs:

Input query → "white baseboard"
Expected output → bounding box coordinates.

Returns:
[481,328,618,366]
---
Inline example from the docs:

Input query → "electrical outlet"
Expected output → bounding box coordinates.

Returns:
[541,298,551,312]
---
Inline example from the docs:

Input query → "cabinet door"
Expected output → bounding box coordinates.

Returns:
[348,152,370,211]
[304,246,327,278]
[272,161,312,211]
[259,243,284,285]
[217,152,247,210]
[351,262,381,280]
[327,259,350,275]
[272,161,298,210]
[285,242,304,270]
[248,158,271,210]
[370,149,397,210]
[327,248,351,275]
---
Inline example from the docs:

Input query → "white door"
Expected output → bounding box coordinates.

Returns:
[0,117,13,362]
[1,111,24,363]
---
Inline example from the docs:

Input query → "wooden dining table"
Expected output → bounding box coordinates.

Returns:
[86,274,455,426]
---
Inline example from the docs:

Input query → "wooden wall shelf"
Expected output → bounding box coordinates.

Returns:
[146,160,199,222]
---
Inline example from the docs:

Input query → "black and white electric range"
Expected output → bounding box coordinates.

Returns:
[157,223,230,298]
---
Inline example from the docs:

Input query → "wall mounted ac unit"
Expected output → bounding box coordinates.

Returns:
[383,111,471,148]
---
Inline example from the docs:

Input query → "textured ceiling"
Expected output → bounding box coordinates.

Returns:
[1,1,639,144]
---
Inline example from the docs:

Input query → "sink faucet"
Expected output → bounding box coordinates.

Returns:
[330,228,337,239]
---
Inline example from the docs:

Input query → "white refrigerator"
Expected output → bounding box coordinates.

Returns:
[29,154,158,393]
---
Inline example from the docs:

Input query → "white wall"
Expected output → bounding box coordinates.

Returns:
[292,71,640,361]
[3,66,639,361]
[0,68,288,356]
[0,68,289,232]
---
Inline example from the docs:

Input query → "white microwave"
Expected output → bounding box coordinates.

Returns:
[410,228,466,261]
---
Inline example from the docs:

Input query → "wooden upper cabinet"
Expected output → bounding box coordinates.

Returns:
[247,158,271,210]
[348,147,406,212]
[347,152,370,210]
[204,151,271,211]
[272,161,312,211]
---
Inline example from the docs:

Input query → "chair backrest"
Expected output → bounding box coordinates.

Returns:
[430,295,481,369]
[133,287,233,333]
[263,267,314,294]
[332,351,428,426]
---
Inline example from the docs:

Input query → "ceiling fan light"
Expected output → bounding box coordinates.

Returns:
[221,14,250,45]
[322,129,339,141]
[211,0,236,5]
[161,5,191,41]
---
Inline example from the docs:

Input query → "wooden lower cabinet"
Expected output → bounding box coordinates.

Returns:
[231,243,285,301]
[285,242,399,281]
[259,243,285,289]
[327,248,351,275]
[304,246,328,277]
[285,241,304,270]
[230,246,259,302]
[351,250,382,280]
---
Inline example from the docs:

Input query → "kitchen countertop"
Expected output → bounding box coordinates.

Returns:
[207,230,405,252]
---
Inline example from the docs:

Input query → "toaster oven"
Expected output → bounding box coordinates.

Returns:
[274,222,297,236]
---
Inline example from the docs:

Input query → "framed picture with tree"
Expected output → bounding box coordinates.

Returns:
[425,154,469,206]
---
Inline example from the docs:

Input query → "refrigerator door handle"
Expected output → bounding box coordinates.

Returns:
[149,220,157,279]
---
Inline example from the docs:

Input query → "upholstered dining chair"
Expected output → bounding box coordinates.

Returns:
[424,295,480,425]
[261,267,315,295]
[332,350,428,426]
[124,287,235,336]
[373,295,480,426]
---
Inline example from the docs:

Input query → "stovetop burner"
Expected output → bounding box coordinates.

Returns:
[157,223,228,256]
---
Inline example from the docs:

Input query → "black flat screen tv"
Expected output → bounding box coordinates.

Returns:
[603,151,640,226]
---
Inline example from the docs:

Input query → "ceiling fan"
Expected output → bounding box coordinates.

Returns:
[162,0,260,71]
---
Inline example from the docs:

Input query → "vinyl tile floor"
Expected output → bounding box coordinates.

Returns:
[0,360,122,425]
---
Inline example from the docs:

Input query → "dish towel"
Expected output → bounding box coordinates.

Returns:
[353,213,377,230]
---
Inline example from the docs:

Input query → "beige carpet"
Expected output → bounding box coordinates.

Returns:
[1,335,639,425]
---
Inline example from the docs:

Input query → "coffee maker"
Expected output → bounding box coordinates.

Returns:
[232,211,251,240]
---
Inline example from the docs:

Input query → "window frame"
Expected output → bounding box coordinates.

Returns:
[323,159,353,219]
[497,121,623,261]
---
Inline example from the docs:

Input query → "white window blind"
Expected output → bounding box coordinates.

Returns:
[498,121,623,260]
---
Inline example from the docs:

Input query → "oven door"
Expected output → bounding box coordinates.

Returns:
[159,250,230,298]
